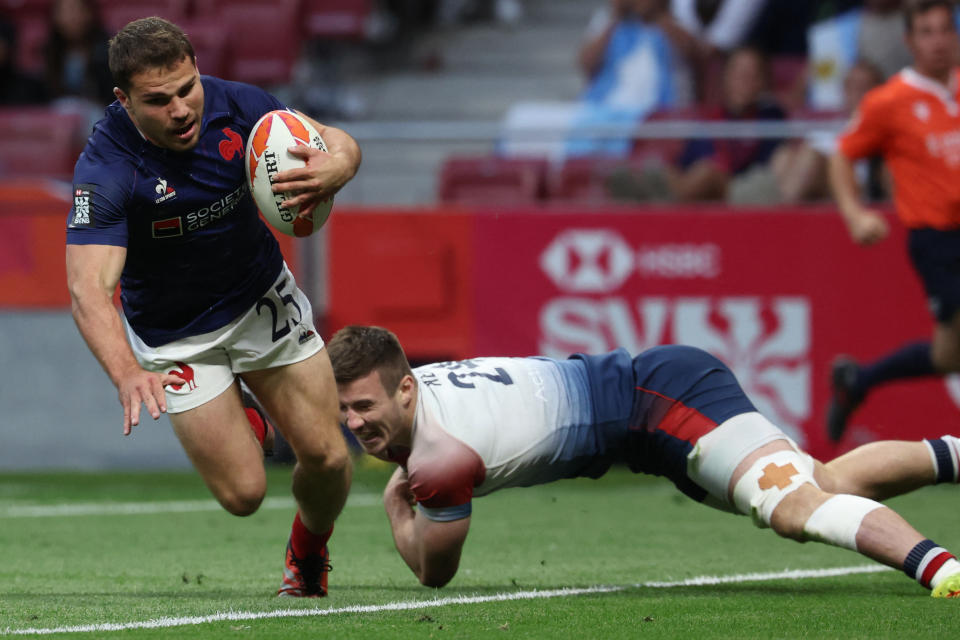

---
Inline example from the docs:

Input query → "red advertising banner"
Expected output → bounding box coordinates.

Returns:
[326,208,477,363]
[470,205,952,460]
[0,181,73,307]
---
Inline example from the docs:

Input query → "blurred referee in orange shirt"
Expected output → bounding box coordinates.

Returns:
[828,0,960,441]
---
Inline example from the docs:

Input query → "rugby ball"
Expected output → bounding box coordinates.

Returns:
[245,110,333,237]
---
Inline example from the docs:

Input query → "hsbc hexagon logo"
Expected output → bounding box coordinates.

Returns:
[540,229,634,293]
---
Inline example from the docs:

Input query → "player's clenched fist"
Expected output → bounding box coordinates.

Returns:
[846,209,890,246]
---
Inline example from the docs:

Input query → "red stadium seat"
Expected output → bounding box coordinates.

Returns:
[0,0,52,20]
[179,20,227,78]
[0,108,85,181]
[546,155,627,203]
[630,107,704,166]
[302,0,371,40]
[438,155,548,205]
[11,14,46,73]
[97,0,190,34]
[216,0,302,86]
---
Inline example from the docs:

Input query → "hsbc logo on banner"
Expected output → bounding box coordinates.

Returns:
[540,229,721,292]
[539,296,811,445]
[540,230,633,293]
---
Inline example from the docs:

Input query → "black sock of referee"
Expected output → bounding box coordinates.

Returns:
[856,341,936,395]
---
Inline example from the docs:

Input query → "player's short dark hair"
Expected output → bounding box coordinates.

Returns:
[327,326,413,394]
[904,0,957,32]
[108,17,195,93]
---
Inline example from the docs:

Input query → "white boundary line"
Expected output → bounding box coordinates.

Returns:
[1,564,893,636]
[0,495,379,518]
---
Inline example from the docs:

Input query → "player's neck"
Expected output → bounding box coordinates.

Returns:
[914,64,954,87]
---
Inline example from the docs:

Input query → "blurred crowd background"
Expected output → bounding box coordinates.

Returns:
[0,0,932,205]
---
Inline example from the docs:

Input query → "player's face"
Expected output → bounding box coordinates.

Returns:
[907,6,960,80]
[338,370,414,460]
[115,55,204,152]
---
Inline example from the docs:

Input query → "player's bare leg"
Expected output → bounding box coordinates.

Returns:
[931,311,960,372]
[729,440,960,596]
[242,348,352,597]
[820,441,937,500]
[170,383,268,516]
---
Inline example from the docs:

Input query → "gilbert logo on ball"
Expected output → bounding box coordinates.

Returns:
[245,110,333,237]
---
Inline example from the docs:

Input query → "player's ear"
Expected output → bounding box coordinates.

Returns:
[397,374,416,405]
[114,87,130,110]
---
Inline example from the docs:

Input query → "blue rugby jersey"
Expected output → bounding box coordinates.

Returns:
[66,76,286,347]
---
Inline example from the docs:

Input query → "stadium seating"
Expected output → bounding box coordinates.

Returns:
[0,108,85,181]
[215,0,302,86]
[10,12,46,73]
[630,107,703,167]
[303,0,371,40]
[179,20,228,79]
[545,155,626,203]
[97,0,190,34]
[438,155,548,205]
[0,0,51,19]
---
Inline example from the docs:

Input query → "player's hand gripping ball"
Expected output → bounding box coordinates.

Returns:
[245,110,333,237]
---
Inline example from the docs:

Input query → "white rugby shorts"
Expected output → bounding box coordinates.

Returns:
[124,263,324,413]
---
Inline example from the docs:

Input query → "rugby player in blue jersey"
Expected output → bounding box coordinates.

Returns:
[328,325,960,598]
[65,18,359,597]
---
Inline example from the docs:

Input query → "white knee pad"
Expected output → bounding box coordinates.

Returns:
[803,495,882,551]
[732,449,817,528]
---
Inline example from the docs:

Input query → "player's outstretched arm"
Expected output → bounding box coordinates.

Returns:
[383,467,471,588]
[66,244,184,435]
[269,112,362,216]
[827,151,889,246]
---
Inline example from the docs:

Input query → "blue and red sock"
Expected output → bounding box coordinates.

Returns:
[904,539,960,589]
[924,436,960,484]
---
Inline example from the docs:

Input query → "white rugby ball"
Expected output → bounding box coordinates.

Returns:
[245,110,333,238]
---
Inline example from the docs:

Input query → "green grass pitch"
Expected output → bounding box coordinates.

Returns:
[1,460,959,639]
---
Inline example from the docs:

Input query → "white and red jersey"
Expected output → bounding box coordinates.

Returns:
[394,356,599,522]
[390,347,758,522]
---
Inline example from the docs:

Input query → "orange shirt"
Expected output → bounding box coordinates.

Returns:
[839,68,960,229]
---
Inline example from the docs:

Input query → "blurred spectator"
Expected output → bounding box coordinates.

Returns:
[773,59,887,203]
[42,0,113,107]
[608,47,787,202]
[0,17,48,105]
[747,0,861,57]
[566,0,700,155]
[670,0,766,54]
[807,0,911,111]
[579,0,698,109]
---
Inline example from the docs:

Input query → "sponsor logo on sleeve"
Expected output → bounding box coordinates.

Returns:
[69,184,96,228]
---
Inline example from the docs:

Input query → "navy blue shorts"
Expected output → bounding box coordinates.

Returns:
[576,346,756,502]
[908,228,960,324]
